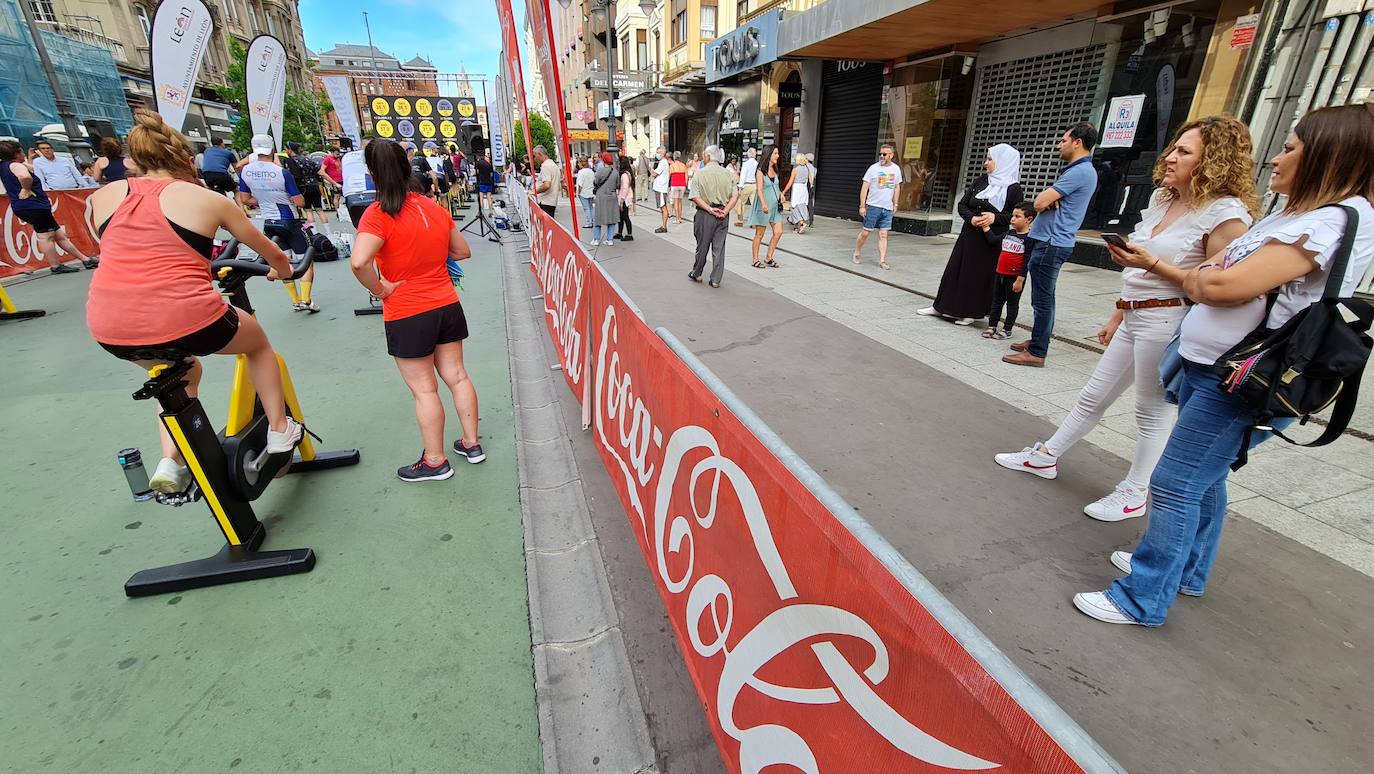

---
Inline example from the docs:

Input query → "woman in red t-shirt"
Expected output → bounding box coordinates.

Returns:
[350,140,480,482]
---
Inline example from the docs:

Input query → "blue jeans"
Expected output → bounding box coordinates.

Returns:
[1107,362,1286,625]
[579,196,594,227]
[1025,239,1074,358]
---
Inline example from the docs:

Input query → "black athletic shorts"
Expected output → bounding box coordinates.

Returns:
[98,306,240,361]
[384,301,468,359]
[201,171,236,195]
[301,183,323,209]
[15,207,60,233]
[264,219,310,254]
[344,192,377,228]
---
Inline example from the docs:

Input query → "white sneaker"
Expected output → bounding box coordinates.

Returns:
[292,302,305,311]
[149,457,192,494]
[589,240,600,246]
[954,317,978,326]
[1110,551,1133,574]
[917,306,940,316]
[266,417,304,454]
[1084,483,1148,522]
[303,300,321,314]
[1072,591,1143,625]
[993,442,1058,479]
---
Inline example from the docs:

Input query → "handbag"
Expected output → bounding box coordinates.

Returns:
[1212,204,1372,469]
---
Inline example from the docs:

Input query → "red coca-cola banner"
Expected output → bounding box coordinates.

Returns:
[582,270,1088,773]
[1,190,100,279]
[526,202,589,399]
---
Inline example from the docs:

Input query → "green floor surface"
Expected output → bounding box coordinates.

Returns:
[0,236,539,773]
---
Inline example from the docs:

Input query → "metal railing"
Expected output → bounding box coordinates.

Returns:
[34,20,126,63]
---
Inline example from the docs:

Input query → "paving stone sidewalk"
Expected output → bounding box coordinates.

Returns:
[617,206,1374,578]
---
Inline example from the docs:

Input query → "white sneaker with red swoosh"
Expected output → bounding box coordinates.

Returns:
[993,442,1059,480]
[1084,483,1148,522]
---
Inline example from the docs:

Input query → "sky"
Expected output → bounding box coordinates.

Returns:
[298,0,529,99]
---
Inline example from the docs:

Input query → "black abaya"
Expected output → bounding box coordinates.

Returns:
[932,176,1023,320]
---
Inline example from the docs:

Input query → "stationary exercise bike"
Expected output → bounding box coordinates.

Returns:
[123,237,360,597]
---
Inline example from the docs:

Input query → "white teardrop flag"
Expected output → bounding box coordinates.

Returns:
[245,35,288,145]
[150,0,214,132]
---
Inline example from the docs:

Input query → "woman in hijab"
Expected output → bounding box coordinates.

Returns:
[590,151,620,246]
[920,144,1023,324]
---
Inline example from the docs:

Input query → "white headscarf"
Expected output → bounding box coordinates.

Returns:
[974,143,1021,211]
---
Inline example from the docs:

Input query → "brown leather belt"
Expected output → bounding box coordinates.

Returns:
[1116,298,1195,310]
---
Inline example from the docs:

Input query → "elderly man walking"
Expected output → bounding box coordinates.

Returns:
[687,145,740,289]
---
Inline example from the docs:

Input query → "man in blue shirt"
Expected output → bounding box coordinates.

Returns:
[199,137,238,197]
[1004,122,1098,367]
[238,133,319,312]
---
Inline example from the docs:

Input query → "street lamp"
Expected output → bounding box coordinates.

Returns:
[590,0,619,153]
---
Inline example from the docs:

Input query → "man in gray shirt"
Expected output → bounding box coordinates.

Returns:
[688,145,740,288]
[30,140,84,190]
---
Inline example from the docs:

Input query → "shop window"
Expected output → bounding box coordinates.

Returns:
[879,58,974,214]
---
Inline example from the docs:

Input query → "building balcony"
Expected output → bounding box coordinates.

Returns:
[35,20,128,64]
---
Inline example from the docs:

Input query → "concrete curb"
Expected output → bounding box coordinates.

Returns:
[502,233,658,774]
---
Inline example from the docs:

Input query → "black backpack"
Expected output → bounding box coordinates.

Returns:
[287,154,321,187]
[1214,204,1372,469]
[310,231,339,262]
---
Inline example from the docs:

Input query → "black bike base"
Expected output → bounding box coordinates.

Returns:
[124,536,315,597]
[353,306,383,316]
[0,309,46,320]
[289,449,361,473]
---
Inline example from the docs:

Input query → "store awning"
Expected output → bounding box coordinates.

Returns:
[779,0,1103,60]
[621,87,717,121]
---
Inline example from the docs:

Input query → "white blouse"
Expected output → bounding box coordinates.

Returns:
[1120,190,1252,301]
[1179,195,1374,364]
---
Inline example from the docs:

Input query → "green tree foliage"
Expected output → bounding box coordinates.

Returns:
[214,40,333,153]
[512,113,557,164]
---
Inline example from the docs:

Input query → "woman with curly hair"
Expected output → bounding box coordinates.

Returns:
[994,116,1257,521]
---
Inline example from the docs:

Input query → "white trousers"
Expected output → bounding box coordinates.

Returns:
[1045,305,1186,490]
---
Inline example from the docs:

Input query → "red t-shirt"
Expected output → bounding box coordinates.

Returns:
[996,232,1028,276]
[357,194,458,321]
[321,154,343,184]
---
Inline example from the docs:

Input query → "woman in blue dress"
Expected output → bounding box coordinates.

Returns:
[745,145,785,268]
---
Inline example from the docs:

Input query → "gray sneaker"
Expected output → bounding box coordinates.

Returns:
[452,439,486,464]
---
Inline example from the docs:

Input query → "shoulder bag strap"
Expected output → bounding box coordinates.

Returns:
[1321,204,1359,299]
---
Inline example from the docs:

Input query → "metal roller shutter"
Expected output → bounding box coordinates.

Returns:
[814,60,885,219]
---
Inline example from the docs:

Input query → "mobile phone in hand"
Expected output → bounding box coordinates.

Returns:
[1101,232,1130,251]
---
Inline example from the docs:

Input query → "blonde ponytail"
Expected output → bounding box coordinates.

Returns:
[127,109,198,182]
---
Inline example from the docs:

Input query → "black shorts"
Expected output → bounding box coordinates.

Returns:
[15,207,60,233]
[264,219,310,254]
[201,171,236,195]
[344,192,376,228]
[384,301,468,359]
[301,184,323,209]
[99,306,240,361]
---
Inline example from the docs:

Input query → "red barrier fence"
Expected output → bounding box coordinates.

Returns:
[1,190,101,279]
[523,202,1120,773]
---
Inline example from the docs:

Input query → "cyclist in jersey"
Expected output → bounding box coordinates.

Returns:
[85,110,303,493]
[238,133,319,312]
[198,137,238,197]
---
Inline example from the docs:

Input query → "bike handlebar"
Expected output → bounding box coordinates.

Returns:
[212,236,315,281]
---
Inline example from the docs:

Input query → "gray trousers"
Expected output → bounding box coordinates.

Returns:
[692,209,729,284]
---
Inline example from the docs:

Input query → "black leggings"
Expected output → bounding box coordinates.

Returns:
[988,273,1022,331]
[617,202,633,237]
